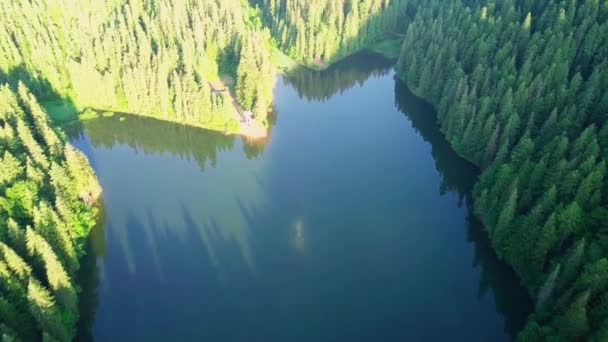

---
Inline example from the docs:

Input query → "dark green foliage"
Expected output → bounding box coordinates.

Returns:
[396,0,608,339]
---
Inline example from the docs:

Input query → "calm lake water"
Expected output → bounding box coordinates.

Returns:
[69,52,531,341]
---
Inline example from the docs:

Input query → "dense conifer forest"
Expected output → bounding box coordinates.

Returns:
[1,0,608,340]
[396,1,608,340]
[0,83,100,340]
[0,0,276,130]
[253,0,409,65]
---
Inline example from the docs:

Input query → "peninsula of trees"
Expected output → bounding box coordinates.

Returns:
[1,0,608,340]
[0,0,276,131]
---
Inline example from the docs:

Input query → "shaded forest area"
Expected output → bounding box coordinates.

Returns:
[2,0,608,340]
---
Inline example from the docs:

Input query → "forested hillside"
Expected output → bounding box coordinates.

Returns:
[396,0,608,340]
[0,0,412,128]
[0,83,100,340]
[254,0,410,65]
[3,0,608,340]
[0,0,275,130]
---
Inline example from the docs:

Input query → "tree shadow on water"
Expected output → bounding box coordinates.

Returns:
[394,77,533,338]
[394,77,478,202]
[77,202,261,340]
[75,202,107,342]
[178,201,260,304]
[468,214,533,337]
[176,202,267,340]
[283,51,395,102]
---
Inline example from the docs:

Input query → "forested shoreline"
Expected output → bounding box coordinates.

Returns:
[2,0,608,340]
[0,0,276,131]
[0,0,411,132]
[0,83,100,340]
[396,1,608,340]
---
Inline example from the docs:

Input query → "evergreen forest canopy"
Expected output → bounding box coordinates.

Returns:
[396,1,608,340]
[0,0,276,131]
[253,0,410,64]
[1,0,608,340]
[0,83,100,340]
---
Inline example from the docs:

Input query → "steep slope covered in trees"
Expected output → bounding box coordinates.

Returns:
[0,83,100,340]
[254,0,410,65]
[396,0,608,340]
[0,0,275,129]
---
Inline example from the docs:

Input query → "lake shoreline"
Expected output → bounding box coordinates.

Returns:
[47,42,404,139]
[63,107,270,139]
[393,68,537,328]
[70,61,531,340]
[275,38,403,73]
